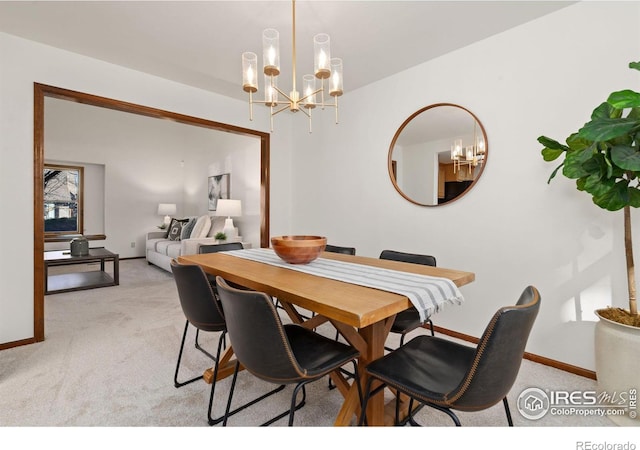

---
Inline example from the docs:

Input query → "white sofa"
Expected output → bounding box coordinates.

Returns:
[146,215,238,272]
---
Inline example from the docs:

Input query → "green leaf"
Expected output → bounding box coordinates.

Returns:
[582,173,615,197]
[608,90,640,109]
[593,180,629,211]
[563,147,596,179]
[629,61,640,71]
[538,136,569,151]
[542,147,564,161]
[630,187,640,207]
[578,117,640,141]
[566,132,593,151]
[628,107,640,121]
[591,102,620,120]
[610,145,640,170]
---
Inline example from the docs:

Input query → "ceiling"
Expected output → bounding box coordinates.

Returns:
[0,1,574,101]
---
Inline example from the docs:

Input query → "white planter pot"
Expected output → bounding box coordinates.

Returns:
[594,310,640,426]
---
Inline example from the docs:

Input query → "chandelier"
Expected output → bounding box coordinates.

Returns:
[241,0,343,133]
[450,121,486,174]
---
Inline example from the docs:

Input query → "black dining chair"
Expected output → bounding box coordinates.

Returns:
[359,286,541,426]
[198,242,244,293]
[325,244,357,256]
[379,250,437,350]
[216,276,362,426]
[171,259,282,426]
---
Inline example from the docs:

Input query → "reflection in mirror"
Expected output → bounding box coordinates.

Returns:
[388,103,488,206]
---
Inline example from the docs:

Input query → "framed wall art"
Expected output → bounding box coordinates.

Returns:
[208,173,230,211]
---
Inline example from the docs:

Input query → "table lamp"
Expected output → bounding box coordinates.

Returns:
[157,203,177,228]
[215,199,242,240]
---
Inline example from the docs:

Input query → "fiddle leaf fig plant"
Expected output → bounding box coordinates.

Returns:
[539,61,640,325]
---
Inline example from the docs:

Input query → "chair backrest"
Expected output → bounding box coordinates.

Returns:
[379,249,436,267]
[325,244,356,255]
[216,276,306,382]
[170,259,226,332]
[448,286,541,409]
[198,242,244,254]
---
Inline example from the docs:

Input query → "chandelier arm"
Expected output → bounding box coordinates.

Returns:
[272,85,295,102]
[249,99,271,105]
[271,105,293,116]
[298,87,324,104]
[300,108,311,119]
[298,107,311,118]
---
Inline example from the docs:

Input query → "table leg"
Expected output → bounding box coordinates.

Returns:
[113,255,119,285]
[334,319,388,426]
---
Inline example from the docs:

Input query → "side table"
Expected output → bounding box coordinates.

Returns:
[44,247,120,295]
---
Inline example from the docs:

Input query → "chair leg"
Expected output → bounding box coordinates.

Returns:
[425,402,461,426]
[221,360,298,427]
[174,320,204,388]
[258,383,306,426]
[207,332,227,425]
[328,330,338,389]
[395,389,401,425]
[222,361,241,426]
[359,375,386,426]
[426,318,434,336]
[503,397,514,426]
[286,383,308,426]
[194,328,217,360]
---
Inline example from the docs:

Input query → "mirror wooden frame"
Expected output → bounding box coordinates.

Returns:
[32,83,270,343]
[388,103,488,206]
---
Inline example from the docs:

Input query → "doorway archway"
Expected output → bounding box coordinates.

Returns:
[33,83,270,342]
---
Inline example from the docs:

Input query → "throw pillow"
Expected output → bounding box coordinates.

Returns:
[190,215,212,239]
[181,218,196,240]
[167,218,188,241]
[207,216,226,237]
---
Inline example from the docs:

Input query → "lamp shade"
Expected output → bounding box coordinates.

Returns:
[215,199,242,217]
[157,203,177,216]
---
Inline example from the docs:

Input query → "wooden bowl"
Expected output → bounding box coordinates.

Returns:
[271,235,327,264]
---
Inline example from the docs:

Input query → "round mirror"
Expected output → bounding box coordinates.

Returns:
[388,103,488,206]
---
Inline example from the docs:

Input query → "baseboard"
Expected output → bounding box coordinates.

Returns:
[431,325,597,380]
[0,337,36,351]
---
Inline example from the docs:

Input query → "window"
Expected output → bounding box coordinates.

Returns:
[44,164,83,236]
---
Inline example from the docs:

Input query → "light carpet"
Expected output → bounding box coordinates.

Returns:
[0,259,631,447]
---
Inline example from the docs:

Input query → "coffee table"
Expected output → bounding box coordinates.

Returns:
[44,247,119,295]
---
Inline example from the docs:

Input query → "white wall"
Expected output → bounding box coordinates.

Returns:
[185,130,262,246]
[0,31,293,344]
[290,1,640,371]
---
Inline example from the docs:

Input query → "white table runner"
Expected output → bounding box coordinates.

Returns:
[223,248,464,322]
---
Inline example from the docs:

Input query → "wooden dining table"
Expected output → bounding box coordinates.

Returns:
[177,250,475,426]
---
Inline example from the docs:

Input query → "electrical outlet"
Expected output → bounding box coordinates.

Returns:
[130,242,135,248]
